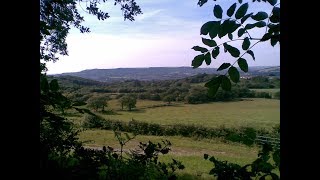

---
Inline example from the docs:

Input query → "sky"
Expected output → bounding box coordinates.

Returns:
[46,0,280,75]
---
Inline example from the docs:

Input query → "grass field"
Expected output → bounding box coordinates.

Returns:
[91,98,280,130]
[250,88,280,93]
[79,129,261,179]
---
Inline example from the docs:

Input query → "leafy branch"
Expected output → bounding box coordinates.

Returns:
[192,0,280,97]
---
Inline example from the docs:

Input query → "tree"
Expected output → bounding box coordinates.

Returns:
[163,95,175,104]
[40,0,142,175]
[87,95,109,111]
[119,94,137,111]
[193,0,280,97]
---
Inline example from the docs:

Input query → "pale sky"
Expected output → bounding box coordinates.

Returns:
[46,0,280,75]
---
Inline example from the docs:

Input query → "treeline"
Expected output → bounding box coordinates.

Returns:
[57,73,280,105]
[83,115,280,146]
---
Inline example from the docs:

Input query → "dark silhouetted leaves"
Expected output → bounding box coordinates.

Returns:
[227,3,237,17]
[211,47,220,59]
[192,54,205,68]
[197,0,208,7]
[208,84,220,97]
[206,76,223,97]
[218,20,231,38]
[241,13,253,23]
[238,0,243,3]
[252,12,268,21]
[261,33,272,41]
[270,7,280,23]
[208,21,221,39]
[238,58,248,72]
[205,75,222,88]
[204,52,211,65]
[228,66,240,83]
[255,21,266,28]
[224,43,240,57]
[217,63,231,71]
[267,0,277,6]
[200,21,215,35]
[221,75,231,91]
[192,46,208,53]
[228,33,233,40]
[214,5,223,19]
[271,36,279,46]
[247,50,255,60]
[202,38,217,47]
[238,28,245,37]
[242,37,250,50]
[245,23,255,30]
[272,7,280,17]
[235,3,248,19]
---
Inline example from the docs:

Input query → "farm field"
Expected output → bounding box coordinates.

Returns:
[88,98,280,130]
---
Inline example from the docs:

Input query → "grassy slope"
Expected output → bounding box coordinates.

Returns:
[94,98,280,130]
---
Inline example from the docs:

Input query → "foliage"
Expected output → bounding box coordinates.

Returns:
[204,143,280,179]
[87,95,110,111]
[119,94,137,111]
[193,0,280,97]
[82,116,278,146]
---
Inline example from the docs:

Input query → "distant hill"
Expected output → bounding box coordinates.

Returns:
[52,66,279,82]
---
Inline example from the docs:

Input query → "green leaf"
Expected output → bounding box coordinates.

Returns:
[50,79,59,92]
[221,76,231,91]
[238,58,248,72]
[235,3,249,19]
[218,20,231,38]
[241,13,253,24]
[267,0,277,6]
[242,37,250,50]
[192,54,205,68]
[192,46,208,53]
[247,50,255,60]
[205,76,222,88]
[225,44,240,57]
[204,154,209,160]
[209,21,221,39]
[202,38,217,47]
[228,66,240,83]
[245,23,255,30]
[255,21,267,28]
[200,21,215,35]
[261,33,272,41]
[217,63,231,71]
[272,7,280,17]
[208,84,220,97]
[211,47,220,59]
[270,173,280,180]
[213,5,223,19]
[206,76,222,97]
[251,12,268,21]
[204,52,211,65]
[228,33,233,40]
[227,3,237,17]
[271,36,278,46]
[270,14,279,23]
[238,28,245,37]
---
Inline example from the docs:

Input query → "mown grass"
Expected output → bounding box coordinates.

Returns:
[79,129,261,179]
[94,98,280,130]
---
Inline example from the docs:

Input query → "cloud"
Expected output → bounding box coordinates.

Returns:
[136,9,164,21]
